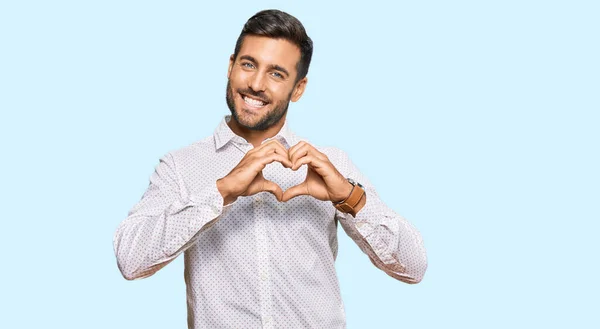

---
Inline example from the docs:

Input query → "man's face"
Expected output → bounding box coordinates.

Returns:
[226,35,306,131]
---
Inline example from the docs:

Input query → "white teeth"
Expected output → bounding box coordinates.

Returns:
[243,95,266,107]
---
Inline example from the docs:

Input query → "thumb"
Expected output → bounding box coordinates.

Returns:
[281,182,308,202]
[261,179,284,202]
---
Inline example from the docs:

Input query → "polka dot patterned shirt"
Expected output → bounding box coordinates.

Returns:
[113,115,428,329]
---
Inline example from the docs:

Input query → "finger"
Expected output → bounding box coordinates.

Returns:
[292,153,328,171]
[289,143,327,166]
[254,141,292,168]
[291,153,309,171]
[255,153,293,170]
[281,182,309,202]
[287,141,306,162]
[289,144,310,166]
[261,179,284,202]
[287,141,306,159]
[255,139,289,157]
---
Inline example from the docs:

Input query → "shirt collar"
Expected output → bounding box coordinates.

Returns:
[214,115,297,151]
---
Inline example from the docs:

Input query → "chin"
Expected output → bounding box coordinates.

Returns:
[231,107,262,130]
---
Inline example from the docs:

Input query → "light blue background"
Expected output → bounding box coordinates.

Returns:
[1,1,598,328]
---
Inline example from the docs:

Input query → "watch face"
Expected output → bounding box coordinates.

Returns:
[348,177,363,188]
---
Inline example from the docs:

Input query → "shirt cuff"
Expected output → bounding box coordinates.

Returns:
[170,181,238,243]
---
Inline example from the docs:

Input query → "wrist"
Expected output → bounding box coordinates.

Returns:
[332,180,354,204]
[332,177,366,217]
[217,178,237,206]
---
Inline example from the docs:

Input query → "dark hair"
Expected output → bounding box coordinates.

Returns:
[233,9,313,83]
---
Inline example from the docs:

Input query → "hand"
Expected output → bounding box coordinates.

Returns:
[281,141,353,202]
[217,140,293,204]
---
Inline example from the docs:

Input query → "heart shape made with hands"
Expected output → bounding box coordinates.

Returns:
[259,141,352,203]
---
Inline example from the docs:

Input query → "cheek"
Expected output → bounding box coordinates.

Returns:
[229,69,247,84]
[268,81,291,95]
[273,85,295,101]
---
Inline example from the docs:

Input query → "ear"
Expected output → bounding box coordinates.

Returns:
[291,77,308,102]
[227,54,235,78]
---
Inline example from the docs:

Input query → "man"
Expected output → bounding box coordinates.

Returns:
[113,9,427,329]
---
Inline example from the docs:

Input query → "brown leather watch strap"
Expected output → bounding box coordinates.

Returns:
[333,184,365,217]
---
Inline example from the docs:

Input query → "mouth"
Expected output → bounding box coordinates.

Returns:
[239,92,269,110]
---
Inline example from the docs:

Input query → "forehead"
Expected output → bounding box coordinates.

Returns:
[238,35,301,72]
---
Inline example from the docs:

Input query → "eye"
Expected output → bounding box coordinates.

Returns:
[271,71,284,79]
[241,62,255,69]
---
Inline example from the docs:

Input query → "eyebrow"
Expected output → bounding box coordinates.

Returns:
[239,55,290,77]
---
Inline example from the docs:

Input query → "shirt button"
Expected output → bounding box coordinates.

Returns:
[263,316,272,324]
[260,272,268,281]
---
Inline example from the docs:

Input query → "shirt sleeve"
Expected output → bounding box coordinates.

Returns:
[113,152,236,280]
[334,149,428,284]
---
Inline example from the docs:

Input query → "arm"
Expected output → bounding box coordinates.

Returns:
[113,152,235,280]
[334,150,428,284]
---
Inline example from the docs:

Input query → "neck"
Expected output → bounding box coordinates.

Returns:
[227,114,287,148]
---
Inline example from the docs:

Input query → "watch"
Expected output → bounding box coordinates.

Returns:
[332,177,365,217]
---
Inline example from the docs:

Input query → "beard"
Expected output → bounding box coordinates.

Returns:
[225,79,292,131]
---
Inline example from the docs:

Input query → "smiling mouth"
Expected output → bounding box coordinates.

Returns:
[240,93,269,108]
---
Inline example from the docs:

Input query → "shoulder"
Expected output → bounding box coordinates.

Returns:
[316,145,348,161]
[320,146,352,175]
[162,135,215,166]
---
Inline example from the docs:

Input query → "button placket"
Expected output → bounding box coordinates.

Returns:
[263,315,273,326]
[254,193,273,329]
[211,204,220,216]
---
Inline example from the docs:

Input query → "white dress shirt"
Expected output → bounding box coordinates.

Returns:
[113,115,427,329]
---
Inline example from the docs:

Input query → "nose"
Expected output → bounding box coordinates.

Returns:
[249,71,266,92]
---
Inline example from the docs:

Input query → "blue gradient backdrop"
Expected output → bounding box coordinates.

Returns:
[1,1,598,328]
